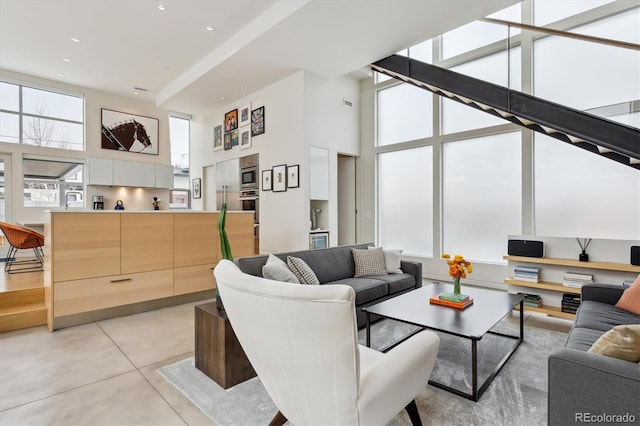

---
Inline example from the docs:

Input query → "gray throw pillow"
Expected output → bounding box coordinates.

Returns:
[352,247,388,277]
[286,256,320,285]
[262,254,299,283]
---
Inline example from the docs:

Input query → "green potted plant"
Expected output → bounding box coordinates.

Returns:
[216,202,233,310]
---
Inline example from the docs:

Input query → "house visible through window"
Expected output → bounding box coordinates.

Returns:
[23,158,84,208]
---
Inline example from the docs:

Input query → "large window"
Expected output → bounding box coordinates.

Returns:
[377,83,432,146]
[23,158,83,208]
[0,81,84,150]
[442,133,522,263]
[378,146,433,257]
[534,134,640,239]
[373,0,640,267]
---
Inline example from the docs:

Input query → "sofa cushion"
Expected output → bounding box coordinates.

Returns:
[588,324,640,363]
[352,247,387,277]
[328,278,388,305]
[287,256,320,285]
[574,300,640,332]
[360,273,416,295]
[565,327,607,352]
[368,247,403,274]
[615,274,640,315]
[280,244,371,283]
[262,254,299,283]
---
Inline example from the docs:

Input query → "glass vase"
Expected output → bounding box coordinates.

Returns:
[453,276,461,296]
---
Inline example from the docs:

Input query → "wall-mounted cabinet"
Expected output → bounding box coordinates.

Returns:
[87,158,114,186]
[86,157,173,189]
[113,160,155,187]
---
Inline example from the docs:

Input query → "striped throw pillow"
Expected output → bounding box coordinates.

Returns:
[287,256,320,285]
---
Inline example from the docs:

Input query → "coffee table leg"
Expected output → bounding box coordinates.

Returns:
[472,339,478,401]
[519,300,524,341]
[366,311,371,347]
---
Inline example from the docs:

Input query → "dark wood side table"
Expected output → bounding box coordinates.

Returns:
[194,302,256,389]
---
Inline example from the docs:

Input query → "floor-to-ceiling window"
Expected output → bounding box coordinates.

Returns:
[374,0,640,267]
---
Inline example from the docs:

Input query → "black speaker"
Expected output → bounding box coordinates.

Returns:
[508,239,544,258]
[631,246,640,266]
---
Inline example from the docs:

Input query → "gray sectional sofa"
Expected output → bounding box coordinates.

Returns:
[234,243,422,328]
[548,283,640,426]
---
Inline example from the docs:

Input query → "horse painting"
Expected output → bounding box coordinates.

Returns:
[100,109,159,155]
[102,120,152,152]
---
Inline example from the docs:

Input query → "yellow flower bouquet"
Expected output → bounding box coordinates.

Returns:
[441,253,473,299]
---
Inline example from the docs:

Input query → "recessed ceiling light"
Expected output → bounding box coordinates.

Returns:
[133,91,139,95]
[221,96,225,101]
[71,37,81,43]
[56,73,64,77]
[157,4,166,11]
[205,25,214,31]
[63,57,72,62]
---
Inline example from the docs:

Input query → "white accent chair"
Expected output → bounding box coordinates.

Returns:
[214,259,440,425]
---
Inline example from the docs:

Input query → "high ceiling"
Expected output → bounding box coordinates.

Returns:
[0,0,518,116]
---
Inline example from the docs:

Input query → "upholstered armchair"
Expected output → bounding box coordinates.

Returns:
[214,259,440,425]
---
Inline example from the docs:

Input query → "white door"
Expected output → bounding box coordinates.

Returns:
[338,154,357,245]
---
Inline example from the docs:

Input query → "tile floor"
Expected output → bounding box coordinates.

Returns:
[0,299,216,426]
[0,298,573,426]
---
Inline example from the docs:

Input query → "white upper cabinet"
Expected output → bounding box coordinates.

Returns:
[87,158,113,186]
[155,164,173,188]
[113,160,155,188]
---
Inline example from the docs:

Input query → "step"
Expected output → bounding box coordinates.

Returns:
[0,302,47,332]
[0,287,45,309]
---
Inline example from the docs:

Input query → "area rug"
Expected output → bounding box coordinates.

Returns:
[158,318,567,425]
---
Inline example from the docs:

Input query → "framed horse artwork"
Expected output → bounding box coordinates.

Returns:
[101,109,159,155]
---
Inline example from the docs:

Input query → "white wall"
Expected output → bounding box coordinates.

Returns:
[0,69,175,223]
[189,70,361,254]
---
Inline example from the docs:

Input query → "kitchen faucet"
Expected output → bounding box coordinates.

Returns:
[65,192,74,209]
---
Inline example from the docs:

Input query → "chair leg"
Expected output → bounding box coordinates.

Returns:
[268,410,287,426]
[405,400,422,426]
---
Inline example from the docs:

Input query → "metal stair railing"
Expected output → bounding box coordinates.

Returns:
[371,54,640,170]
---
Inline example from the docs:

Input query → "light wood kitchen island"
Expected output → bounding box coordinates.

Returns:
[44,210,254,331]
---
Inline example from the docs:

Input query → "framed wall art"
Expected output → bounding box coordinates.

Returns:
[231,129,239,147]
[213,124,223,151]
[251,106,265,136]
[240,126,251,150]
[225,109,238,132]
[101,108,159,155]
[262,169,272,191]
[224,132,232,150]
[287,164,300,188]
[192,178,202,199]
[272,164,287,192]
[239,104,251,127]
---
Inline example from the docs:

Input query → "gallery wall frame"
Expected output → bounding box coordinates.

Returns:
[272,164,287,192]
[251,106,265,136]
[225,109,238,132]
[262,169,272,191]
[287,164,300,188]
[239,104,251,127]
[240,126,251,150]
[213,124,223,151]
[192,178,202,199]
[101,108,159,155]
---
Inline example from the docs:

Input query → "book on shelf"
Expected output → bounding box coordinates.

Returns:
[524,300,542,308]
[429,293,474,310]
[513,274,540,283]
[564,272,593,281]
[518,292,541,300]
[514,265,541,274]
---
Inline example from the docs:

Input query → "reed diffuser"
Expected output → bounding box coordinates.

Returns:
[577,237,592,262]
